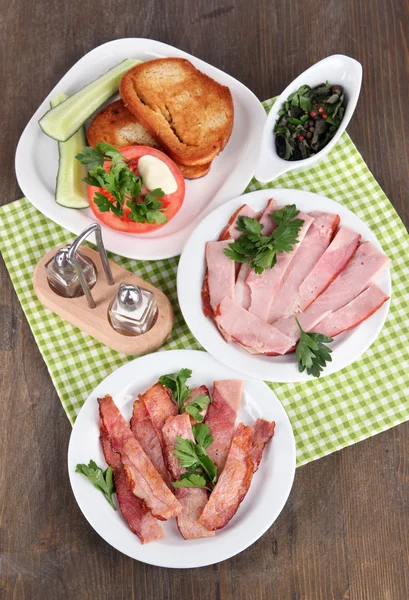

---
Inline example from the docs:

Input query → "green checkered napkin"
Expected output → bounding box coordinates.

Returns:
[1,98,408,466]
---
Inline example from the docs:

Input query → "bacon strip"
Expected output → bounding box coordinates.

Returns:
[297,226,361,311]
[98,395,181,521]
[219,204,257,241]
[247,212,314,321]
[162,413,214,539]
[100,427,165,544]
[199,423,253,531]
[130,399,169,484]
[199,419,275,531]
[204,380,242,473]
[215,297,294,355]
[268,212,340,323]
[314,284,389,338]
[139,383,177,446]
[274,242,390,345]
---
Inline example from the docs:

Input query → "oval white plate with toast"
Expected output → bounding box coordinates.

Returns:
[68,350,296,568]
[15,38,266,260]
[177,189,391,383]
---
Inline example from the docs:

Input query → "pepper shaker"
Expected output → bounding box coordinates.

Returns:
[109,283,158,336]
[46,246,97,298]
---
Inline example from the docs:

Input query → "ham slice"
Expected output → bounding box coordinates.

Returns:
[199,419,275,531]
[215,297,294,355]
[100,427,165,544]
[204,379,242,472]
[297,226,361,311]
[203,240,235,316]
[268,212,340,323]
[139,382,177,446]
[130,399,169,484]
[199,423,253,531]
[234,199,279,309]
[219,204,257,241]
[98,395,181,521]
[162,413,214,539]
[184,385,211,424]
[274,242,390,344]
[315,284,389,338]
[247,212,314,321]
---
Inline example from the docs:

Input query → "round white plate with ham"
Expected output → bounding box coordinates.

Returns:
[177,189,391,382]
[68,350,296,568]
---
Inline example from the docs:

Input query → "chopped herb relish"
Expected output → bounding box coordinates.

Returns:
[274,82,345,161]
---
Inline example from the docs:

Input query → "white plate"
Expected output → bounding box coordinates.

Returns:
[68,350,295,568]
[177,189,391,383]
[15,38,266,260]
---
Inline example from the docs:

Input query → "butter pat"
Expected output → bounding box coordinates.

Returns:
[138,155,177,195]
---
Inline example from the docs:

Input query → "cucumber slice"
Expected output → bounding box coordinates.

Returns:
[40,58,141,141]
[50,93,89,209]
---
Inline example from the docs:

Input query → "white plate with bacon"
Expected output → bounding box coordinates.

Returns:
[177,189,391,382]
[68,350,296,568]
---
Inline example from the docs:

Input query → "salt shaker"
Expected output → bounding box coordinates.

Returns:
[46,246,96,298]
[109,283,158,336]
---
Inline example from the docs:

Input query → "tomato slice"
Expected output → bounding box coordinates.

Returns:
[87,146,185,234]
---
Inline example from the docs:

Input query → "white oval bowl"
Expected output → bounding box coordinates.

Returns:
[255,55,362,183]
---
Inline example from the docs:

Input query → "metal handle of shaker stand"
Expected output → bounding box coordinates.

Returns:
[67,223,114,309]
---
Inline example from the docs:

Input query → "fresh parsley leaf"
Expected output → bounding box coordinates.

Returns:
[172,472,209,490]
[173,432,218,488]
[159,368,192,412]
[184,395,210,423]
[224,205,304,274]
[127,188,167,225]
[75,460,116,510]
[295,319,333,378]
[192,423,213,449]
[173,436,200,469]
[76,146,106,170]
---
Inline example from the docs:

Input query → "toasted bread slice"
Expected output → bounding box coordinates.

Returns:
[120,58,234,166]
[86,100,211,180]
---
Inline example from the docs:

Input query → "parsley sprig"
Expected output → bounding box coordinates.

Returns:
[76,143,167,225]
[296,319,333,377]
[224,204,304,274]
[75,459,116,510]
[172,424,217,490]
[159,368,210,421]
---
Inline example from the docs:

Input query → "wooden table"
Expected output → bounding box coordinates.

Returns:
[1,1,408,598]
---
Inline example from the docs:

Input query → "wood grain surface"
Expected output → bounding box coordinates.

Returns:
[1,0,408,598]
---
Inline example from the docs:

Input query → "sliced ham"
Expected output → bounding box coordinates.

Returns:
[100,427,165,544]
[247,212,314,321]
[219,204,257,241]
[234,199,280,310]
[98,395,181,521]
[297,226,361,311]
[204,379,242,472]
[162,413,214,539]
[199,423,253,531]
[215,297,294,355]
[184,385,211,424]
[139,382,177,446]
[130,399,169,484]
[203,240,235,316]
[315,284,389,338]
[249,419,275,472]
[268,212,340,323]
[274,242,390,344]
[258,198,279,236]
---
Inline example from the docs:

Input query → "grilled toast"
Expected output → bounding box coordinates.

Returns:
[86,100,211,180]
[120,58,234,167]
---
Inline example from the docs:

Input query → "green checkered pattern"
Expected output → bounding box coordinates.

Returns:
[1,97,408,467]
